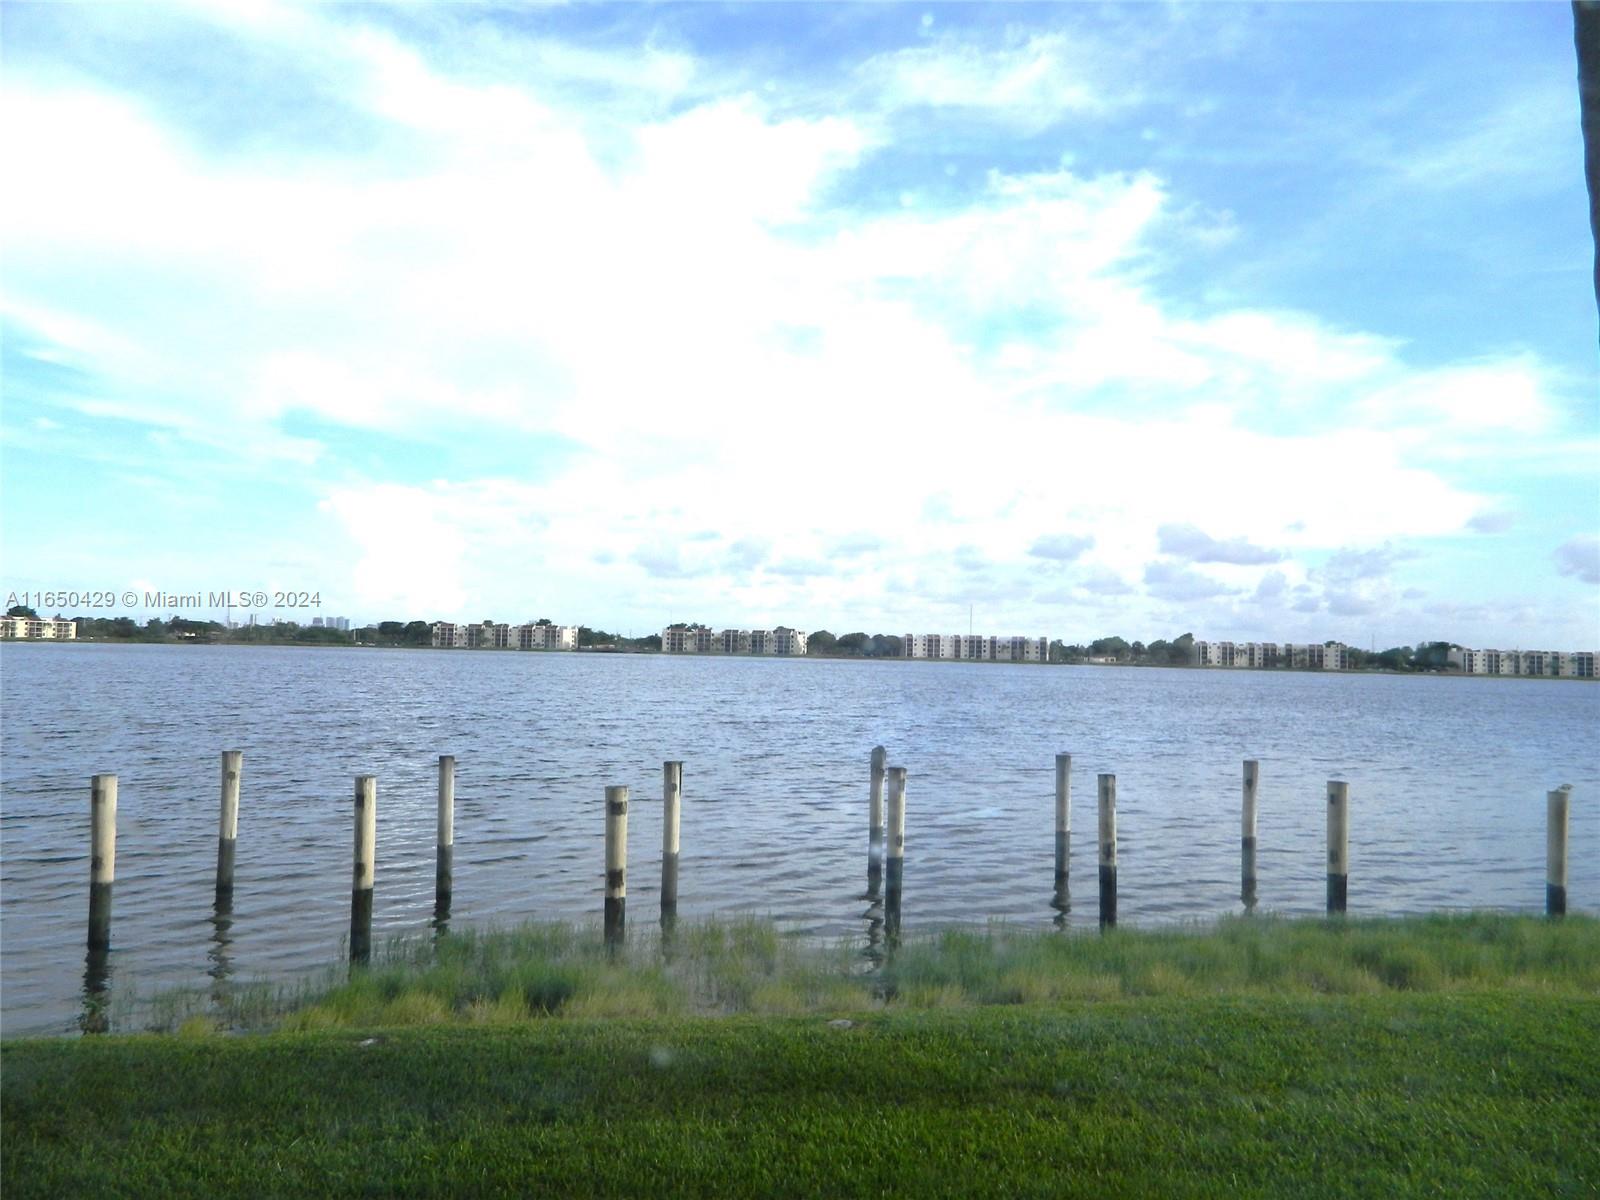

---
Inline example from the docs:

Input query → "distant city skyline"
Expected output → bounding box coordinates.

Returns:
[2,4,1595,647]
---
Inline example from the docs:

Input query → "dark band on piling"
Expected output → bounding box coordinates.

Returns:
[435,844,453,907]
[350,888,373,962]
[1327,873,1348,915]
[1547,883,1566,918]
[1098,865,1117,928]
[604,897,626,941]
[661,852,679,929]
[216,836,237,896]
[87,881,113,951]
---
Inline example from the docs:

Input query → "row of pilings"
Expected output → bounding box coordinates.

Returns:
[82,751,1575,968]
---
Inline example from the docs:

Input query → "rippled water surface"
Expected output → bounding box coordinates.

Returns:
[3,643,1596,1034]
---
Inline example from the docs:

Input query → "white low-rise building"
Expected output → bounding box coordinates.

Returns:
[516,623,578,650]
[661,625,715,653]
[905,632,1046,661]
[1,615,77,640]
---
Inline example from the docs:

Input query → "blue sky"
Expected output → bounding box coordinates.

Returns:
[2,1,1596,647]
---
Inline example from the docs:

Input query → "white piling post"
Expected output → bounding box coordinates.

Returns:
[88,775,117,950]
[1097,773,1117,928]
[605,785,628,945]
[868,746,887,891]
[885,766,907,942]
[351,775,376,961]
[662,763,681,928]
[436,756,455,912]
[1054,752,1072,898]
[216,751,242,896]
[1326,780,1349,915]
[1548,785,1571,917]
[1241,759,1259,907]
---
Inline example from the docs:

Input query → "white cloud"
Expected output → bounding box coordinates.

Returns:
[858,30,1119,125]
[1555,535,1600,586]
[2,3,1585,645]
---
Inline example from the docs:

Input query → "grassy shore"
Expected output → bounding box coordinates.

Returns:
[5,915,1598,1196]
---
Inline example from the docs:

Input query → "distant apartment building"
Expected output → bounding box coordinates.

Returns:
[1195,641,1343,670]
[1280,642,1347,670]
[662,625,807,655]
[951,634,988,661]
[1451,648,1597,678]
[905,633,1046,662]
[516,623,578,651]
[430,621,466,648]
[771,627,808,656]
[1245,642,1280,668]
[1,615,77,640]
[432,620,576,650]
[662,624,716,653]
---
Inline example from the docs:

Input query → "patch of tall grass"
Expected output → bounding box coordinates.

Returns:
[141,911,1598,1032]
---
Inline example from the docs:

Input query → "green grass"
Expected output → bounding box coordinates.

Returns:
[129,911,1600,1032]
[6,915,1598,1195]
[5,996,1598,1197]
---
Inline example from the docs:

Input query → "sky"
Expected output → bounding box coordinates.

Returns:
[2,1,1597,648]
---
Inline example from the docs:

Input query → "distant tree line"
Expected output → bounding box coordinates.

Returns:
[51,614,655,650]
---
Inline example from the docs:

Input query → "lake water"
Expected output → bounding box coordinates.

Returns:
[2,642,1596,1035]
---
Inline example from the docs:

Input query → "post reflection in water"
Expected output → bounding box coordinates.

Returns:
[1051,883,1070,929]
[208,893,235,989]
[432,895,452,940]
[861,897,885,969]
[81,948,111,1034]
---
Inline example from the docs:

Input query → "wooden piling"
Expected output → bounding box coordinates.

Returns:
[216,750,242,897]
[88,774,117,951]
[885,766,907,942]
[662,762,682,928]
[1326,780,1349,915]
[1097,773,1117,928]
[1054,752,1071,897]
[1241,759,1259,907]
[868,746,887,892]
[605,785,628,945]
[1548,784,1571,917]
[436,755,455,911]
[351,775,376,963]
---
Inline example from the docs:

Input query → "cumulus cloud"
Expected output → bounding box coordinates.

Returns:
[1143,560,1238,601]
[1081,569,1135,596]
[1029,533,1094,562]
[831,534,883,558]
[631,545,701,579]
[1319,544,1419,584]
[1251,570,1289,601]
[1,4,1586,646]
[1555,535,1600,585]
[1466,512,1515,534]
[1157,523,1284,565]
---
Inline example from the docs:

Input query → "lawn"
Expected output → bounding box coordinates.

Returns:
[4,915,1597,1197]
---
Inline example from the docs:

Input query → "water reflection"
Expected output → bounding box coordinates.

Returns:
[208,892,234,986]
[861,896,885,968]
[81,947,111,1034]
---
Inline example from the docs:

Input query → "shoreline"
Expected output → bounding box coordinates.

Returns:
[4,639,1593,680]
